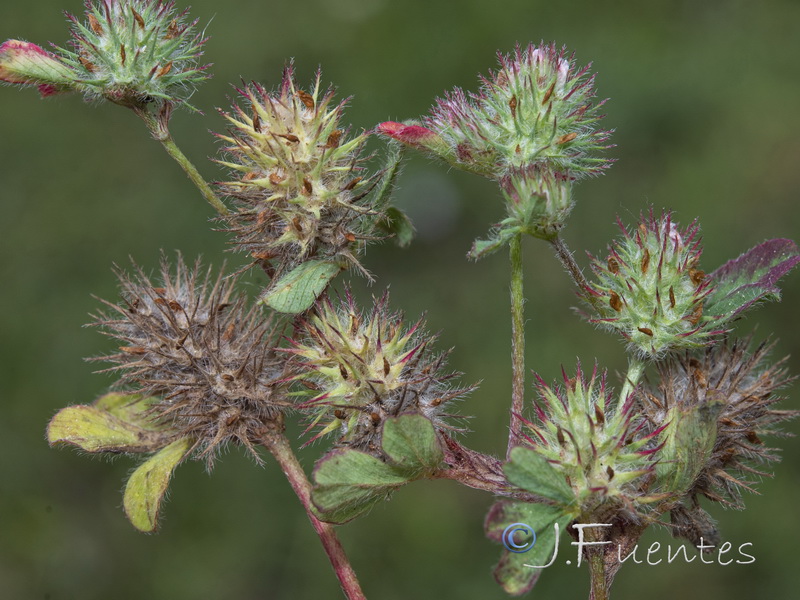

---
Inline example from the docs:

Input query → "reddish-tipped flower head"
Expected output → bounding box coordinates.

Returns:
[61,0,210,107]
[379,42,611,181]
[521,363,663,513]
[286,290,473,451]
[586,211,720,358]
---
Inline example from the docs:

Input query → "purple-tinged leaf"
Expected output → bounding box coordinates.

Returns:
[705,239,800,321]
[484,500,571,596]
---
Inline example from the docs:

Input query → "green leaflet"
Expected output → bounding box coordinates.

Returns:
[504,446,574,505]
[123,438,192,533]
[261,259,341,314]
[47,393,165,453]
[705,238,800,322]
[382,413,443,474]
[312,414,445,524]
[311,449,409,524]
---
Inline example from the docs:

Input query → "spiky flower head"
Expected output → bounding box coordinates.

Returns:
[643,339,796,512]
[90,254,287,465]
[521,363,664,514]
[586,211,721,359]
[378,42,611,181]
[1,1,209,107]
[217,65,385,277]
[62,0,209,108]
[286,291,472,451]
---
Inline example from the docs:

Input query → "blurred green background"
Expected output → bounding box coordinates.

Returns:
[2,0,800,598]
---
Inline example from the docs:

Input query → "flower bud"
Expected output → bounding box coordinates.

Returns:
[0,40,76,96]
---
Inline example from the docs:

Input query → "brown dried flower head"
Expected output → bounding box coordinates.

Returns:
[642,338,797,543]
[90,254,288,465]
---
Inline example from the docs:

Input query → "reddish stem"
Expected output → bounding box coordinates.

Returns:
[261,432,366,600]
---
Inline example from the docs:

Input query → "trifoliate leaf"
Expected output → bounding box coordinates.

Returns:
[312,416,447,523]
[262,260,341,314]
[504,446,574,505]
[123,438,192,533]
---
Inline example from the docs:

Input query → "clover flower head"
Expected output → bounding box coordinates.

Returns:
[379,42,612,181]
[586,210,722,358]
[521,363,664,513]
[89,254,286,464]
[217,64,384,278]
[286,290,472,451]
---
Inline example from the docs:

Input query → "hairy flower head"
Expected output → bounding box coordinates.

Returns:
[1,1,209,107]
[62,0,209,107]
[643,339,796,510]
[586,211,722,358]
[286,290,472,451]
[379,42,611,181]
[217,65,385,278]
[521,363,665,513]
[90,254,287,465]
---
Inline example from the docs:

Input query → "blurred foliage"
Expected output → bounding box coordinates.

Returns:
[2,0,800,599]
